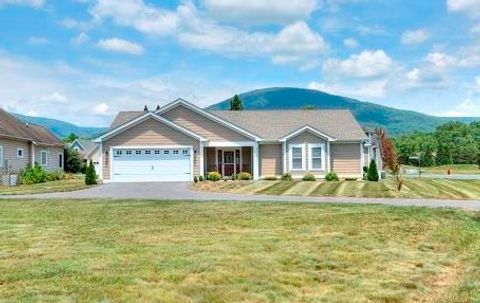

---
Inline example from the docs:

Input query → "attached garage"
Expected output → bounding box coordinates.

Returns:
[111,147,193,182]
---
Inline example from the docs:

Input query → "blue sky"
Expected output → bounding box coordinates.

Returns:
[1,0,480,127]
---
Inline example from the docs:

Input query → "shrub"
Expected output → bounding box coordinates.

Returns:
[193,176,198,183]
[264,175,277,180]
[85,160,97,185]
[21,163,47,184]
[325,172,339,181]
[46,171,65,181]
[367,159,379,181]
[198,175,204,182]
[207,171,221,182]
[362,166,368,180]
[281,173,292,181]
[65,148,83,173]
[302,172,316,181]
[237,172,252,180]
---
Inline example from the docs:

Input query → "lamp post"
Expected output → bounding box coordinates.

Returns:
[409,153,422,179]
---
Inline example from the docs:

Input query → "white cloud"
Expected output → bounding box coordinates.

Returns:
[97,38,144,55]
[0,0,44,8]
[309,80,387,99]
[425,52,457,68]
[27,36,49,45]
[441,98,480,116]
[447,0,480,18]
[401,29,430,45]
[202,0,318,24]
[323,50,392,78]
[90,0,177,36]
[93,103,110,116]
[343,38,358,48]
[476,76,480,89]
[71,32,90,46]
[39,92,68,103]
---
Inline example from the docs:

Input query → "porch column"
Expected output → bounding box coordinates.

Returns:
[199,141,204,176]
[31,143,35,166]
[282,141,287,173]
[327,141,331,172]
[253,143,259,180]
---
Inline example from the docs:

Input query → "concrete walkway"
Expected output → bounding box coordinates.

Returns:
[2,182,480,210]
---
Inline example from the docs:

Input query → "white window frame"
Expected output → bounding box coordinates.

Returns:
[40,150,48,167]
[289,144,306,171]
[0,145,3,168]
[308,143,326,171]
[17,148,24,159]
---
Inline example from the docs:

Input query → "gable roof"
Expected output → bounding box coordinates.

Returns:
[0,108,63,146]
[209,110,367,141]
[110,111,144,129]
[70,138,99,157]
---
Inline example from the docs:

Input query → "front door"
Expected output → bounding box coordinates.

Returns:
[223,151,235,176]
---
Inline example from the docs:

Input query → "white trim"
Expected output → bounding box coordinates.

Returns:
[288,143,306,171]
[156,98,262,141]
[31,144,35,166]
[16,147,24,159]
[94,112,208,142]
[327,141,331,172]
[280,126,336,142]
[282,142,287,174]
[253,143,259,180]
[199,141,204,176]
[0,145,3,168]
[70,138,85,151]
[99,142,103,180]
[360,142,364,176]
[308,143,326,171]
[204,141,256,147]
[109,145,195,182]
[40,149,48,167]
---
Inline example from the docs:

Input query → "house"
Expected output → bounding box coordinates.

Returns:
[68,138,100,172]
[94,99,379,182]
[0,108,65,177]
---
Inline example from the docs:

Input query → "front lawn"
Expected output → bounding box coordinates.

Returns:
[404,164,480,175]
[0,178,88,195]
[193,178,480,199]
[0,200,479,302]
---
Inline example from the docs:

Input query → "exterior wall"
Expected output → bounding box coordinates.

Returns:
[286,131,328,176]
[259,144,282,176]
[330,143,362,177]
[204,146,253,175]
[205,147,216,173]
[161,105,250,142]
[70,141,83,153]
[0,138,31,173]
[35,145,64,172]
[241,147,252,174]
[101,118,200,180]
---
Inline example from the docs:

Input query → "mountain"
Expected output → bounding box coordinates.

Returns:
[208,87,479,136]
[12,113,107,140]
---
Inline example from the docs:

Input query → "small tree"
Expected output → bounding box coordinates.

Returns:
[85,160,97,185]
[230,95,244,111]
[65,149,83,173]
[64,133,78,143]
[377,128,403,191]
[367,159,379,181]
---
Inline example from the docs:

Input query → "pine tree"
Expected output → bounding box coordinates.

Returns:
[85,160,97,185]
[367,159,379,181]
[230,95,244,111]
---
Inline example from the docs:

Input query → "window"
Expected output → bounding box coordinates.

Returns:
[116,150,123,156]
[126,150,132,155]
[135,150,142,155]
[154,150,160,155]
[308,144,325,170]
[0,146,3,168]
[173,150,179,155]
[74,147,80,152]
[145,150,151,155]
[17,148,24,158]
[41,150,48,166]
[182,149,189,155]
[163,150,170,155]
[289,144,304,170]
[59,154,63,168]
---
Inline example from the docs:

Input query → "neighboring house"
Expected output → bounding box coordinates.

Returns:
[0,108,65,175]
[363,127,383,173]
[94,99,381,182]
[68,138,100,172]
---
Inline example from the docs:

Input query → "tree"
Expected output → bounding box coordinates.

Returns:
[64,133,78,143]
[64,148,83,173]
[367,159,379,181]
[377,128,403,191]
[85,160,97,185]
[230,95,244,111]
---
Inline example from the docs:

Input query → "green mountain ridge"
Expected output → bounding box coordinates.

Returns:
[12,113,107,140]
[208,87,479,136]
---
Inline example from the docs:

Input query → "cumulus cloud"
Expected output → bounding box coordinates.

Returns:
[93,103,110,116]
[441,98,480,116]
[447,0,480,18]
[71,32,90,46]
[343,38,358,48]
[202,0,318,24]
[97,38,144,55]
[401,29,429,45]
[323,50,392,78]
[0,0,44,8]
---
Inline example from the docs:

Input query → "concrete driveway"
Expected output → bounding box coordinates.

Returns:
[3,182,480,210]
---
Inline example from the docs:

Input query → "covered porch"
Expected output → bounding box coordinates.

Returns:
[203,143,258,179]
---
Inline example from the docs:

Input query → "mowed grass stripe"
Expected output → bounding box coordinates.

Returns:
[335,181,365,197]
[442,180,480,199]
[310,181,343,196]
[256,181,298,195]
[424,179,472,199]
[234,180,278,194]
[283,181,320,196]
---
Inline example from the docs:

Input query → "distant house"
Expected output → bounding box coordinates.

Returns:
[363,127,383,172]
[0,108,64,176]
[68,138,100,172]
[93,98,383,182]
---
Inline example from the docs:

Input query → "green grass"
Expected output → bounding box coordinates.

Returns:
[0,178,88,195]
[0,199,479,302]
[405,164,480,175]
[194,179,480,200]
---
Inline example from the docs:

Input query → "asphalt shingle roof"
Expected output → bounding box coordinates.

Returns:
[109,111,144,129]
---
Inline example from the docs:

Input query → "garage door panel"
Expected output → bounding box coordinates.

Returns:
[112,148,192,182]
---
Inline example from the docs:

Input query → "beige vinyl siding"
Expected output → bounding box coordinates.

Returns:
[241,147,252,174]
[286,131,328,175]
[102,117,200,180]
[35,145,64,172]
[161,105,250,142]
[331,143,362,177]
[259,144,282,176]
[0,138,31,173]
[205,147,216,173]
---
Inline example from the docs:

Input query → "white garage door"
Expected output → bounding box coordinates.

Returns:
[112,148,192,182]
